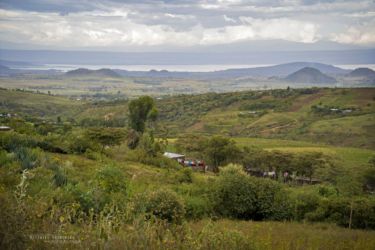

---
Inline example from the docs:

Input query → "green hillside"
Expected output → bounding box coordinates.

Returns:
[1,87,375,249]
[155,88,375,149]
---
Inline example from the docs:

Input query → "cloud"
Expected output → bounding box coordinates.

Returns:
[0,9,320,47]
[223,14,236,23]
[0,0,374,49]
[331,22,375,45]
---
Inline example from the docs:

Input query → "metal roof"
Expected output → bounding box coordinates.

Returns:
[163,152,185,159]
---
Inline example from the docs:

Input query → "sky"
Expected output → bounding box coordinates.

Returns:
[0,0,374,52]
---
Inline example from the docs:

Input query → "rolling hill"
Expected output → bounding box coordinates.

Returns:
[65,68,121,78]
[348,68,375,84]
[349,68,375,78]
[114,62,348,79]
[285,67,337,84]
[1,87,374,149]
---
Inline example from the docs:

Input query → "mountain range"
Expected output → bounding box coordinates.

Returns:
[1,61,375,85]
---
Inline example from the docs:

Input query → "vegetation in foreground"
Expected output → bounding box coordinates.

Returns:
[0,88,375,249]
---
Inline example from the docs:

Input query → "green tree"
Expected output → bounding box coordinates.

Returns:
[212,164,291,220]
[294,152,324,183]
[128,96,156,133]
[85,128,126,153]
[364,156,375,191]
[336,173,363,229]
[204,136,241,172]
[212,164,258,219]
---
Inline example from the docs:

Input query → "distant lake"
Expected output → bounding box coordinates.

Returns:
[10,63,375,72]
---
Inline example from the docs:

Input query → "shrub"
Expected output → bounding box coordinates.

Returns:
[96,165,127,194]
[52,167,68,187]
[0,150,12,167]
[254,178,292,220]
[306,197,375,229]
[14,147,40,170]
[212,164,258,219]
[291,189,321,221]
[212,164,292,221]
[0,131,37,151]
[177,167,193,183]
[66,134,96,154]
[184,195,211,220]
[145,189,185,224]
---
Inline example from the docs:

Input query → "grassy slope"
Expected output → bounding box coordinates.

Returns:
[189,219,375,250]
[234,137,374,170]
[27,149,375,249]
[0,88,84,118]
[157,88,375,149]
[1,88,374,150]
[1,88,375,248]
[24,146,375,249]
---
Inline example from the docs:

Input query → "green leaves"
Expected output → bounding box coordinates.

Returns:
[128,96,157,133]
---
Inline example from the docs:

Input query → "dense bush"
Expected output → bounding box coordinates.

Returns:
[96,165,128,194]
[0,150,12,167]
[212,164,258,219]
[177,167,193,183]
[52,167,68,187]
[0,131,37,151]
[212,164,293,221]
[66,133,97,154]
[144,189,186,224]
[306,197,375,229]
[14,147,40,170]
[183,195,211,220]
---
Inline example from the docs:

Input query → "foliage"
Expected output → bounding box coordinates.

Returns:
[212,164,258,219]
[144,189,186,224]
[128,96,156,133]
[183,195,211,220]
[52,166,68,187]
[204,136,242,172]
[126,129,140,149]
[177,167,193,183]
[211,164,293,220]
[96,165,128,194]
[306,197,375,229]
[14,147,40,170]
[138,132,162,157]
[85,127,126,152]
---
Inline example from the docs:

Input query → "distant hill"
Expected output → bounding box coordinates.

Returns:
[284,67,337,84]
[211,62,348,78]
[0,64,16,76]
[349,68,375,78]
[0,59,36,68]
[114,62,348,79]
[65,68,121,78]
[348,68,375,84]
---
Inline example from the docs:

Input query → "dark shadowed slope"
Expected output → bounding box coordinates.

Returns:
[65,68,121,78]
[348,68,375,84]
[285,67,337,84]
[349,68,375,78]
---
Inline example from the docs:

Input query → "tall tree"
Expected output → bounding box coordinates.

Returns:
[204,136,241,172]
[128,96,156,133]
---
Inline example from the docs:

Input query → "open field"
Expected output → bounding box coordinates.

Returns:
[233,137,375,170]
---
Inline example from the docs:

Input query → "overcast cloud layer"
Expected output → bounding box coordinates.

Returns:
[0,0,374,51]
